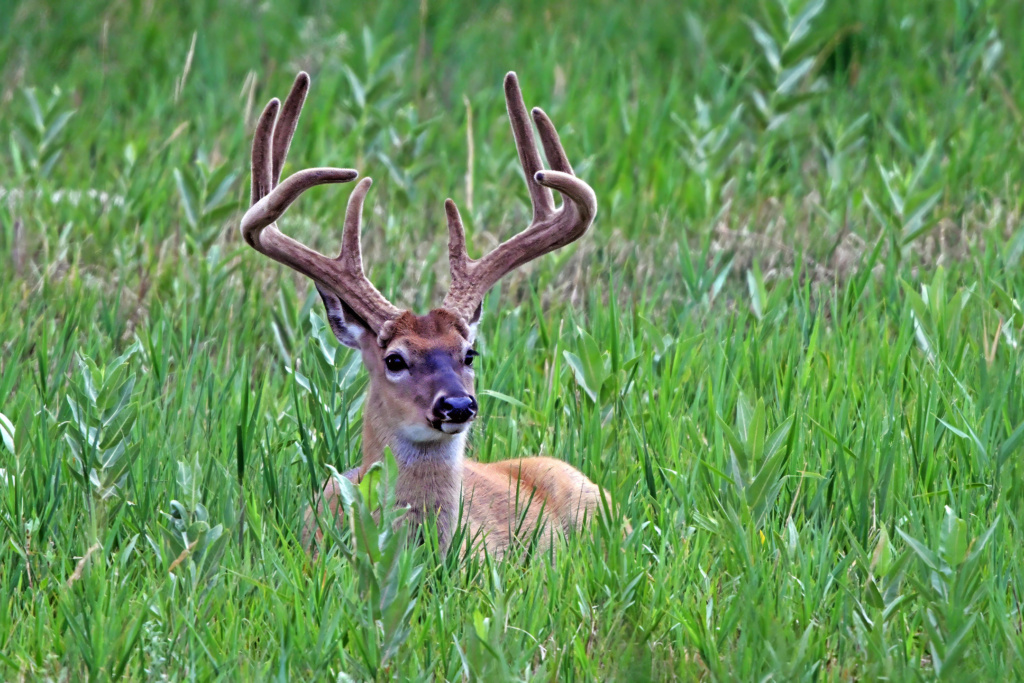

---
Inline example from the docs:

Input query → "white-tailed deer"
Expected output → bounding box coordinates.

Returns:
[242,71,616,555]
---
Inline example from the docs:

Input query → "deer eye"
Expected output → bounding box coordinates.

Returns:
[464,349,479,367]
[384,354,408,373]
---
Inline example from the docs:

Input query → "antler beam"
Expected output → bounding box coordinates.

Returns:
[441,72,597,322]
[241,72,400,333]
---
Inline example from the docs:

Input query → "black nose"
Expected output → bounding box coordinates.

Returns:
[434,395,478,424]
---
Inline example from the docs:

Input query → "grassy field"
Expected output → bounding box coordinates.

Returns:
[2,0,1024,679]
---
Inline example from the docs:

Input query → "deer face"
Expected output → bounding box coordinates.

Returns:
[320,287,479,443]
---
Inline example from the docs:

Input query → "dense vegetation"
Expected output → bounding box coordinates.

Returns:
[2,0,1023,678]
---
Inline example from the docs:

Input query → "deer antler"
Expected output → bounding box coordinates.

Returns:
[241,71,401,333]
[442,72,597,322]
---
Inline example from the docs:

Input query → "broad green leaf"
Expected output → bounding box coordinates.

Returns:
[896,527,942,572]
[326,464,359,512]
[41,109,75,149]
[745,18,781,72]
[746,437,789,514]
[871,526,894,576]
[966,516,999,565]
[173,168,199,227]
[901,190,942,245]
[23,87,44,132]
[747,398,766,466]
[788,0,827,44]
[997,420,1024,466]
[204,166,238,212]
[0,412,14,454]
[478,390,537,417]
[563,351,597,403]
[763,416,794,462]
[717,415,749,490]
[939,506,968,566]
[776,57,815,96]
[735,392,754,445]
[360,460,384,512]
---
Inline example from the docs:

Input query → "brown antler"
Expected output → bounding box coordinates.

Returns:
[241,71,401,333]
[442,72,597,322]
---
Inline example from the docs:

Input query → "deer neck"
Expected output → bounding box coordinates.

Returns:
[360,397,465,549]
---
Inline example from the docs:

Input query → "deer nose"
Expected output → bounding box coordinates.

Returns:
[434,395,478,424]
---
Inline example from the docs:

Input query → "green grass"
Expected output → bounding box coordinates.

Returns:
[2,0,1023,678]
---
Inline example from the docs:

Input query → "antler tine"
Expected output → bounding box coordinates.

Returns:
[250,96,278,207]
[441,72,597,322]
[271,71,310,187]
[330,176,403,329]
[241,72,400,334]
[504,72,554,220]
[444,199,470,281]
[531,106,573,175]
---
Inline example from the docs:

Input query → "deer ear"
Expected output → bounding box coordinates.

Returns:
[466,302,482,344]
[316,284,370,349]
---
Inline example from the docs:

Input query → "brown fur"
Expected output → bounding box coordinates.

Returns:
[300,310,617,556]
[240,71,613,556]
[303,457,610,556]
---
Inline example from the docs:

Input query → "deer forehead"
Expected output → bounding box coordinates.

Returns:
[379,309,471,355]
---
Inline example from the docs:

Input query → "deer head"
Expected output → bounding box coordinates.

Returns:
[241,71,596,453]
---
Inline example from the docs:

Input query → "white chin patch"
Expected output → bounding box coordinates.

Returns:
[398,424,447,443]
[440,422,471,435]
